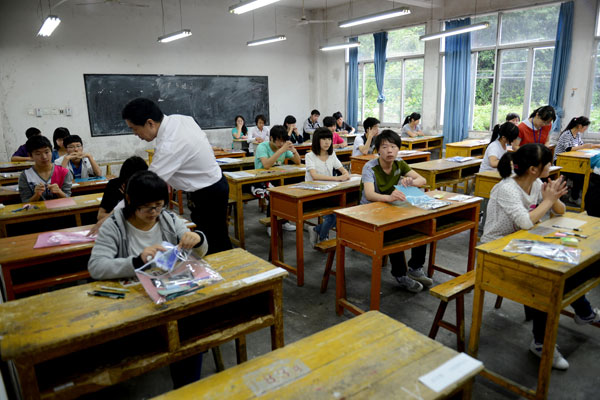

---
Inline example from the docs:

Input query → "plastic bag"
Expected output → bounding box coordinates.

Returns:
[394,185,452,210]
[503,239,581,264]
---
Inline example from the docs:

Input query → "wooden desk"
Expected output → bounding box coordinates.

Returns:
[269,178,361,286]
[335,192,480,315]
[0,193,102,237]
[214,150,246,159]
[97,160,128,176]
[232,138,248,151]
[0,162,33,173]
[474,166,562,199]
[0,248,287,400]
[410,158,483,192]
[293,143,312,157]
[468,213,600,400]
[300,147,353,164]
[0,177,114,205]
[0,172,20,185]
[339,133,358,145]
[225,166,306,249]
[445,139,489,159]
[401,135,444,157]
[217,156,255,171]
[155,311,483,400]
[350,151,431,175]
[555,150,595,212]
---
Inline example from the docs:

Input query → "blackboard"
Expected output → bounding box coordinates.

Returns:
[83,74,270,136]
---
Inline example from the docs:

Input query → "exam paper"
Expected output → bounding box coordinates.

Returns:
[539,217,586,230]
[419,353,483,393]
[223,171,255,179]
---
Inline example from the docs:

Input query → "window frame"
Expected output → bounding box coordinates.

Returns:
[585,1,600,133]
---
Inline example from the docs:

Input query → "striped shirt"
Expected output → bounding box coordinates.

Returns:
[554,130,583,162]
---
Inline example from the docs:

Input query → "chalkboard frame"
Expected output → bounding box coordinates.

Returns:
[83,73,270,137]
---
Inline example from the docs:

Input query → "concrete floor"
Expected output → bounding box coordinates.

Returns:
[81,197,600,400]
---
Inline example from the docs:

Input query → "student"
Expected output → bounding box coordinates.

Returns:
[400,112,423,138]
[55,135,102,179]
[88,170,207,388]
[97,155,148,220]
[302,109,320,141]
[11,127,41,161]
[18,135,72,202]
[479,122,519,173]
[247,114,270,154]
[284,115,303,144]
[231,115,249,153]
[352,117,380,156]
[584,153,600,217]
[481,143,599,370]
[506,112,520,125]
[360,130,432,292]
[514,105,555,150]
[52,127,70,162]
[333,111,355,135]
[305,127,350,246]
[323,116,347,148]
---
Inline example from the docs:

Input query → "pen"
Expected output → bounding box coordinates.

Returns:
[99,285,129,293]
[552,225,581,232]
[87,290,125,299]
[563,232,588,239]
[543,236,561,239]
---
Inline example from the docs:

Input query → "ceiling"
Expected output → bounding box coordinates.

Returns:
[278,0,437,11]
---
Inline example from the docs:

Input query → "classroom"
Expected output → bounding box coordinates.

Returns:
[1,0,600,399]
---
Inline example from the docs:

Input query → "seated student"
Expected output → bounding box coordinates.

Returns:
[514,105,555,150]
[400,112,423,138]
[253,125,301,235]
[247,114,270,155]
[11,127,41,162]
[481,143,599,370]
[97,155,148,220]
[88,170,207,388]
[55,135,102,180]
[52,127,70,163]
[302,109,320,141]
[479,122,519,172]
[360,129,432,292]
[585,153,600,217]
[323,116,347,148]
[231,115,248,144]
[284,115,303,144]
[18,136,72,202]
[333,111,355,135]
[506,112,520,125]
[305,127,350,246]
[352,117,380,156]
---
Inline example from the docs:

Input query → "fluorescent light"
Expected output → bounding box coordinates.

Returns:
[247,35,286,47]
[229,0,281,15]
[158,29,192,43]
[419,21,489,41]
[37,15,61,37]
[320,42,360,51]
[338,8,410,28]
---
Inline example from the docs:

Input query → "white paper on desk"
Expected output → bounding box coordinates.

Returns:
[539,217,586,230]
[419,353,483,393]
[2,184,18,192]
[398,150,418,156]
[71,183,80,187]
[349,175,362,182]
[216,157,240,164]
[224,171,255,179]
[241,268,287,285]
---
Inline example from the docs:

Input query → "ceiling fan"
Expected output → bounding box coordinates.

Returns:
[74,0,149,7]
[292,0,334,27]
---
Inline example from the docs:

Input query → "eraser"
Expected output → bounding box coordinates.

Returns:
[554,232,567,237]
[561,237,578,247]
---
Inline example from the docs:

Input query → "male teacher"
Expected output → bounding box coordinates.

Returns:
[122,98,232,254]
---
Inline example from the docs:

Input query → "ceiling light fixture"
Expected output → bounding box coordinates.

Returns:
[229,0,281,15]
[320,42,360,51]
[338,8,410,28]
[38,15,61,37]
[158,0,191,43]
[247,34,286,46]
[419,21,489,41]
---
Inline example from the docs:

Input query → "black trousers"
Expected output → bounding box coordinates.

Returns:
[389,245,428,277]
[585,173,600,217]
[189,174,232,254]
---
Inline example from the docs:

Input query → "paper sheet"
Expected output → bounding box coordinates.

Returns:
[539,217,586,230]
[224,171,255,179]
[396,186,427,198]
[216,157,240,163]
[418,353,483,393]
[44,197,77,209]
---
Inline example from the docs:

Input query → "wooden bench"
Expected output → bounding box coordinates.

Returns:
[428,270,475,352]
[316,238,337,293]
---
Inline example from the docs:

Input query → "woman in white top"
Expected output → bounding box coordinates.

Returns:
[247,114,270,154]
[482,143,599,370]
[400,112,423,138]
[305,127,349,246]
[479,121,519,172]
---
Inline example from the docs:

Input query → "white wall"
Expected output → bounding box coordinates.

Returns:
[0,0,315,161]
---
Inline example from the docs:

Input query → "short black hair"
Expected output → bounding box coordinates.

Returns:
[63,135,83,148]
[374,129,402,151]
[283,115,296,126]
[119,156,148,185]
[498,143,552,179]
[255,114,267,125]
[323,116,336,128]
[52,127,70,150]
[311,127,334,156]
[332,111,343,120]
[505,113,520,122]
[25,135,52,154]
[124,171,169,219]
[529,105,556,123]
[269,125,288,141]
[122,98,165,126]
[311,109,320,116]
[363,117,380,132]
[25,127,41,139]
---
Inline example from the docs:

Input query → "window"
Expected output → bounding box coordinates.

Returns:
[590,42,600,132]
[354,25,425,125]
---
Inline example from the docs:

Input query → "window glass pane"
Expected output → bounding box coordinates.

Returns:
[440,55,445,126]
[387,25,425,57]
[383,61,402,124]
[363,63,379,120]
[472,50,495,131]
[500,5,560,46]
[403,58,424,121]
[471,14,498,49]
[590,42,600,132]
[358,65,363,123]
[358,34,374,61]
[529,47,554,117]
[497,49,528,125]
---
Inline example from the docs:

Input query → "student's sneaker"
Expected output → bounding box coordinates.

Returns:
[282,222,296,232]
[251,187,266,199]
[407,268,434,288]
[308,227,318,248]
[574,307,600,325]
[394,276,423,293]
[266,226,271,237]
[529,340,569,370]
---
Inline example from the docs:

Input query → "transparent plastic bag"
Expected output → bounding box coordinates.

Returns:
[503,239,581,264]
[394,185,451,210]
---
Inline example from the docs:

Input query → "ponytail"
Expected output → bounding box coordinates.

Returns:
[490,124,501,144]
[403,112,421,126]
[490,121,519,144]
[497,152,513,178]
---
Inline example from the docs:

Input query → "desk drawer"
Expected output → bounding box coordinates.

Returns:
[557,158,587,173]
[474,178,497,198]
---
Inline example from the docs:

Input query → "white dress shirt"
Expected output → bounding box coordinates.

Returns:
[247,126,270,153]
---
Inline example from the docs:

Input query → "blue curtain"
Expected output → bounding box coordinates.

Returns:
[443,18,471,145]
[373,32,388,103]
[548,1,574,132]
[347,37,359,129]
